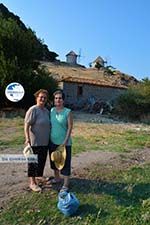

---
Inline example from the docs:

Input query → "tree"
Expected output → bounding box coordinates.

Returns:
[0,14,58,108]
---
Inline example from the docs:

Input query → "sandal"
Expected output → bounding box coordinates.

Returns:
[60,186,69,192]
[36,177,46,185]
[29,184,42,192]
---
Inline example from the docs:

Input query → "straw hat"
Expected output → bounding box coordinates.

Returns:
[51,145,66,170]
[23,144,33,157]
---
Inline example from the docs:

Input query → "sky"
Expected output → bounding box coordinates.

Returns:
[1,0,150,80]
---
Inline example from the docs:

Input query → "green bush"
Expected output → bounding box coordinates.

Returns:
[115,78,150,121]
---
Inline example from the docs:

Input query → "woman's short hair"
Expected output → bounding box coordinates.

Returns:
[34,89,49,98]
[53,89,65,100]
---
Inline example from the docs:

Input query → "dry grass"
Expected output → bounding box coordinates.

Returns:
[41,62,136,88]
[0,117,24,147]
[73,122,128,138]
[0,112,149,152]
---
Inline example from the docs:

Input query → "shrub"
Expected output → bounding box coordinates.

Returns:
[114,78,150,121]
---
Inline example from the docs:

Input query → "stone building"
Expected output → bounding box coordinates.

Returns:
[60,76,126,109]
[66,51,78,64]
[91,56,106,68]
[44,55,138,111]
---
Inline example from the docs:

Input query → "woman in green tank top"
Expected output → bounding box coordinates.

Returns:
[49,90,73,192]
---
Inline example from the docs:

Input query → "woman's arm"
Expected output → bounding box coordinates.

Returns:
[24,123,31,145]
[63,112,73,146]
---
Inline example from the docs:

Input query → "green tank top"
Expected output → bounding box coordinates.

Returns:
[50,107,72,145]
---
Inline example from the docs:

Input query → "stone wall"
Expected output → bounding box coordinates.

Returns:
[63,82,126,107]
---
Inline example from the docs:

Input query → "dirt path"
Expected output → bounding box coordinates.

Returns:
[0,111,149,209]
[0,148,149,209]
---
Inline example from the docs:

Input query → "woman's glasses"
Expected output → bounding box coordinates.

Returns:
[38,95,47,100]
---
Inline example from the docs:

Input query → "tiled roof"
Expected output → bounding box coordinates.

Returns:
[60,76,127,89]
[43,62,138,88]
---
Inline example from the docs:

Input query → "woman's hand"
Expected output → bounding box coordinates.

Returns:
[25,139,30,145]
[62,141,67,146]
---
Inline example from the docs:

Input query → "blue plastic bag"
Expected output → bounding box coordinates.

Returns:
[57,191,79,216]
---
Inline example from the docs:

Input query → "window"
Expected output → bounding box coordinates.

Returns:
[77,86,83,97]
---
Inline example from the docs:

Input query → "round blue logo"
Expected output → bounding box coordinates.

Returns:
[5,82,25,102]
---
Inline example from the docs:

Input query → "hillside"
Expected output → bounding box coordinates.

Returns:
[0,3,58,62]
[41,61,139,89]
